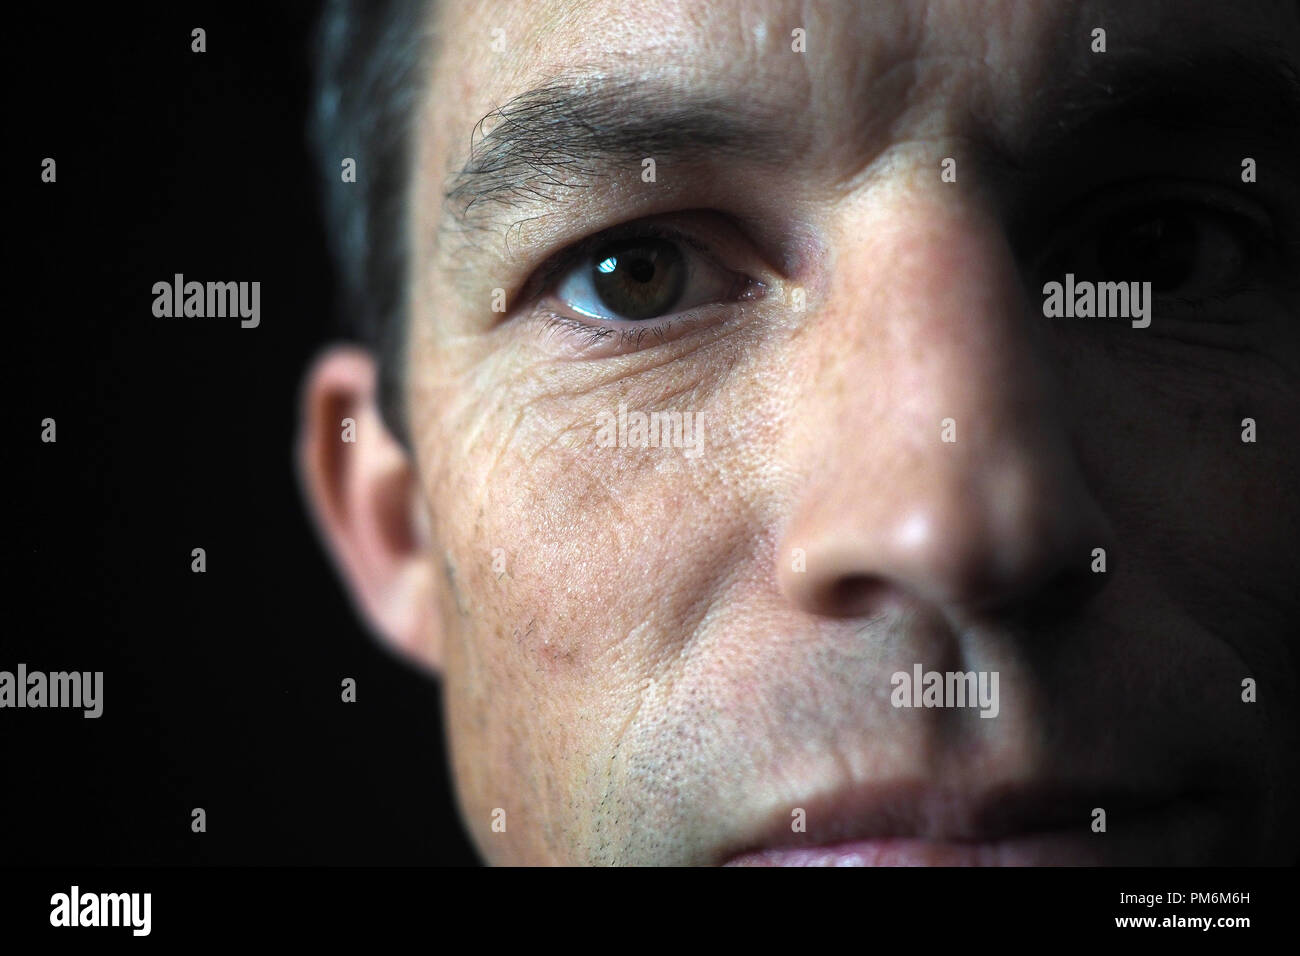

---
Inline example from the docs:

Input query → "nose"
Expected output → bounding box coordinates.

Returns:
[777,199,1114,626]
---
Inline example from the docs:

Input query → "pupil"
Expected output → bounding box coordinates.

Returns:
[628,258,655,283]
[590,238,686,320]
[1099,209,1196,292]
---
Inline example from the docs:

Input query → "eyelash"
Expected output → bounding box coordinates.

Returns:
[1033,179,1277,272]
[531,221,712,289]
[520,220,755,350]
[538,312,682,350]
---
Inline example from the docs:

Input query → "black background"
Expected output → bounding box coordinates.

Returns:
[8,2,480,865]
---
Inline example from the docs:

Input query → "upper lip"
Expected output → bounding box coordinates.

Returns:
[720,779,1189,860]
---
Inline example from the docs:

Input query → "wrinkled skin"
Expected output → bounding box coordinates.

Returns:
[301,0,1300,865]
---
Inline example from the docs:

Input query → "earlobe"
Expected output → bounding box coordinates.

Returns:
[296,345,444,674]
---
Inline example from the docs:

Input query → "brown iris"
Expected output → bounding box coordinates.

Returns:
[590,238,687,320]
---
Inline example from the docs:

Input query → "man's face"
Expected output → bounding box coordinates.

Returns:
[312,0,1300,864]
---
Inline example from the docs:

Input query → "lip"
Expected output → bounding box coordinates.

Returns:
[721,781,1217,866]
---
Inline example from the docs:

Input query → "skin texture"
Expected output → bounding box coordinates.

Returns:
[300,0,1300,864]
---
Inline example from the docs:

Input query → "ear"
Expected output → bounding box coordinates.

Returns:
[296,346,443,674]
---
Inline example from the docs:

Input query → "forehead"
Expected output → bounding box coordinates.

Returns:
[410,0,1299,292]
[423,0,1296,157]
[438,1,1045,115]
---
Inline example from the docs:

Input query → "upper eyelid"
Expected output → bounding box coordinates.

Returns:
[1029,180,1275,269]
[523,221,729,303]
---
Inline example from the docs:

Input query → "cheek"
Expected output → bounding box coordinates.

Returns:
[415,390,692,859]
[1061,342,1299,576]
[418,345,723,674]
[413,333,790,849]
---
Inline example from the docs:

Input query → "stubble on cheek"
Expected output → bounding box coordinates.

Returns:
[406,306,796,861]
[409,344,693,862]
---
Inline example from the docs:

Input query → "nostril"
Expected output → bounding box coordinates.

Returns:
[819,573,887,618]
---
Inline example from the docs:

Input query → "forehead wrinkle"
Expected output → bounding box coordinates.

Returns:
[430,0,1300,279]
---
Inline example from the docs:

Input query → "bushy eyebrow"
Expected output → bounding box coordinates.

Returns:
[438,41,1300,255]
[442,74,793,232]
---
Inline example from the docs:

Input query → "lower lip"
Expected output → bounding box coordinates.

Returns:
[724,836,1101,866]
[724,797,1221,866]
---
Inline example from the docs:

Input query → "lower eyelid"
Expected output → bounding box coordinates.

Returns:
[527,294,766,358]
[556,255,733,321]
[534,309,678,356]
[538,260,763,330]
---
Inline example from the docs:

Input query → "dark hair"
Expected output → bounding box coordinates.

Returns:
[311,0,430,445]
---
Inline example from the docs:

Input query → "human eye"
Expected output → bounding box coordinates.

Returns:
[524,217,766,356]
[1039,181,1281,318]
